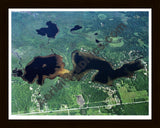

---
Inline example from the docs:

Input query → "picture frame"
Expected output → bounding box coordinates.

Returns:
[0,0,159,127]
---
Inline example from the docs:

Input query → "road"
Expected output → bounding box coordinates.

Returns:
[19,100,148,115]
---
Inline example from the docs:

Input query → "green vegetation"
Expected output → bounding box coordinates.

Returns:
[134,72,149,92]
[81,84,108,102]
[122,102,148,115]
[99,102,148,115]
[109,36,124,47]
[12,78,33,113]
[44,80,82,110]
[118,86,148,103]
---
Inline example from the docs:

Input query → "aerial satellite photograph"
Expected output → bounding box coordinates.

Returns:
[9,9,151,119]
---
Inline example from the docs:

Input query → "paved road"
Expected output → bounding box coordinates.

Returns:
[20,100,148,115]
